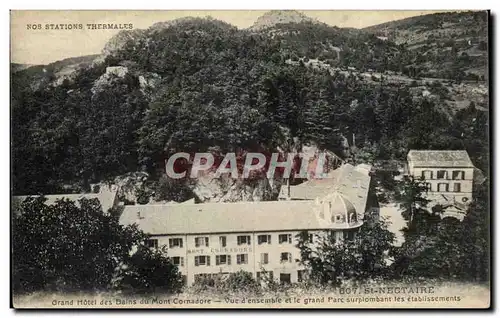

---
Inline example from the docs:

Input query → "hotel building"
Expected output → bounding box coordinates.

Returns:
[407,150,475,220]
[119,163,378,286]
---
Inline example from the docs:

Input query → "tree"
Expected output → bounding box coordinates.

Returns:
[115,245,183,293]
[460,182,489,281]
[395,175,431,231]
[12,196,180,294]
[393,178,489,282]
[296,218,395,286]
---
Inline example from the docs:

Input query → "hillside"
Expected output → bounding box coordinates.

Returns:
[11,12,489,199]
[364,11,488,80]
[249,10,317,31]
[11,54,100,90]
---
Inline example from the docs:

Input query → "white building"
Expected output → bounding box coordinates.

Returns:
[407,150,475,220]
[119,164,378,286]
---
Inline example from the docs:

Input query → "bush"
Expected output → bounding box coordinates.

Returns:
[191,270,260,294]
[223,270,260,292]
[135,187,151,205]
[154,176,194,203]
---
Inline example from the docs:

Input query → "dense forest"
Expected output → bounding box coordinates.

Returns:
[11,13,489,197]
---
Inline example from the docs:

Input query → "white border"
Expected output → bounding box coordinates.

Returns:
[2,1,498,317]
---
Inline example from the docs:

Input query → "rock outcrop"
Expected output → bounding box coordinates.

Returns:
[249,10,317,31]
[91,66,129,94]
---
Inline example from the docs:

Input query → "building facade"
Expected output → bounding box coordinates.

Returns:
[119,163,377,286]
[407,150,475,220]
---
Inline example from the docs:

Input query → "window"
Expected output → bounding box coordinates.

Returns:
[216,255,231,265]
[169,238,183,248]
[422,170,433,179]
[343,231,356,241]
[236,254,248,265]
[335,214,343,223]
[297,270,307,282]
[437,170,447,179]
[195,237,209,247]
[453,183,461,192]
[280,273,291,285]
[172,256,184,267]
[145,239,158,249]
[280,252,292,263]
[219,236,227,247]
[258,234,271,245]
[452,170,465,180]
[308,234,314,243]
[278,234,292,244]
[438,183,449,192]
[237,235,251,245]
[194,255,210,266]
[423,182,432,192]
[260,253,269,265]
[348,213,357,224]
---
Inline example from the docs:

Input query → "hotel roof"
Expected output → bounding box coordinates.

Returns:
[407,150,474,168]
[119,201,324,235]
[13,190,118,214]
[285,163,372,214]
[120,163,372,235]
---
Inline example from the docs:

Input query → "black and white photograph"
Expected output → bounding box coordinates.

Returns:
[9,9,490,309]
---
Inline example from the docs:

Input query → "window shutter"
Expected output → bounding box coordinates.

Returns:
[205,237,209,247]
[195,256,199,266]
[237,254,241,264]
[247,236,251,245]
[258,236,262,244]
[180,239,183,248]
[207,256,210,266]
[268,235,271,244]
[288,234,292,243]
[195,238,199,248]
[169,239,173,248]
[216,255,220,265]
[228,255,231,265]
[181,257,184,267]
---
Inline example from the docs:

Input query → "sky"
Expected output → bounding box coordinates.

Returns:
[10,10,449,65]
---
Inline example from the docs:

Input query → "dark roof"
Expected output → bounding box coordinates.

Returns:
[407,150,474,168]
